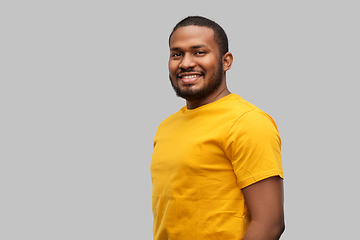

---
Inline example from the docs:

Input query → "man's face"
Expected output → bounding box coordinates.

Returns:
[169,26,224,101]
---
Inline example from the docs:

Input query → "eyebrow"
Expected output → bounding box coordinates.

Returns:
[170,44,208,51]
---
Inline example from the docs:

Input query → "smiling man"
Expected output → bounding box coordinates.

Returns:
[151,16,285,240]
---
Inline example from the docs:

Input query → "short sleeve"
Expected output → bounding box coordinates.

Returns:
[224,110,283,189]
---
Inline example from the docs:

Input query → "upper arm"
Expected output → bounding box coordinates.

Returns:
[225,110,283,189]
[242,176,284,226]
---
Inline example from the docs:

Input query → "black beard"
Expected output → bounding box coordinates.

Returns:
[169,63,224,102]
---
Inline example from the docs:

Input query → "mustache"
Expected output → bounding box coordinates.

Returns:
[177,69,205,76]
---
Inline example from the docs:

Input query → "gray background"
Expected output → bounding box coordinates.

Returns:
[1,0,359,239]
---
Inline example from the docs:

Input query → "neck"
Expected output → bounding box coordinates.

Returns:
[186,84,231,109]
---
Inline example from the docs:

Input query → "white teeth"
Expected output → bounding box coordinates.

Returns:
[182,75,200,79]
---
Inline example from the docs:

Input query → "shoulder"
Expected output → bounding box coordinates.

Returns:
[224,95,281,147]
[235,109,279,132]
[219,93,255,115]
[222,94,278,130]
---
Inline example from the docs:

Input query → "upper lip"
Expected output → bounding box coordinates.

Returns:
[178,72,203,78]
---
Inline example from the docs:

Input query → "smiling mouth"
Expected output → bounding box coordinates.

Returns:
[178,74,202,84]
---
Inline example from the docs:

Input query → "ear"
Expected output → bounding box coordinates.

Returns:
[222,52,233,72]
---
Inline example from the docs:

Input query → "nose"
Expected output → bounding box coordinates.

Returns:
[179,53,196,70]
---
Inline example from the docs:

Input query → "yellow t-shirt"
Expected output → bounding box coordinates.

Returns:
[151,94,283,240]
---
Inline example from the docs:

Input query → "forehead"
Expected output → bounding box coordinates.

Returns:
[169,26,217,50]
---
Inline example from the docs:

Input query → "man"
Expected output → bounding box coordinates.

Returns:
[151,16,285,240]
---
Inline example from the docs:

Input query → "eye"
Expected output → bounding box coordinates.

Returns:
[195,51,206,55]
[171,53,182,58]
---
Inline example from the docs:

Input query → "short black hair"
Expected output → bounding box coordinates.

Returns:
[169,16,229,56]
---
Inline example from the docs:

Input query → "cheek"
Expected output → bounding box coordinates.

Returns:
[200,58,217,72]
[168,61,178,74]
